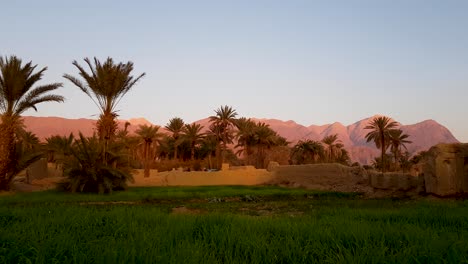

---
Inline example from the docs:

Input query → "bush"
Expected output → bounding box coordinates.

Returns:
[58,133,134,194]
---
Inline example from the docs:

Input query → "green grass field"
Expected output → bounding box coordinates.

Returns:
[1,186,467,263]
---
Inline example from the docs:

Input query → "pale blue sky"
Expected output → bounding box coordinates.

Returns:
[2,0,467,141]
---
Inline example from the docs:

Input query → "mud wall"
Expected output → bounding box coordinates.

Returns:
[423,143,468,196]
[130,166,273,187]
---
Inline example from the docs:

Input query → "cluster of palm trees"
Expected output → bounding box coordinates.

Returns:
[365,116,412,172]
[0,55,414,192]
[111,106,289,175]
[0,55,145,192]
[290,134,350,165]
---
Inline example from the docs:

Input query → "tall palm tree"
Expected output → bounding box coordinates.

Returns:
[388,129,412,170]
[0,56,64,190]
[253,122,279,168]
[165,117,185,160]
[234,117,256,164]
[63,57,145,164]
[182,123,205,160]
[201,133,219,169]
[209,105,237,164]
[135,124,162,177]
[321,134,344,163]
[364,116,399,173]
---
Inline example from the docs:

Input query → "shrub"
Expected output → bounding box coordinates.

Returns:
[59,133,133,194]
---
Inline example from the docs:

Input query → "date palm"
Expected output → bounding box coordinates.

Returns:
[234,117,256,163]
[44,133,74,166]
[365,116,398,172]
[136,124,163,177]
[205,124,224,169]
[209,105,237,164]
[63,57,145,164]
[388,129,412,169]
[253,122,279,168]
[291,140,324,164]
[60,133,133,194]
[0,56,64,190]
[321,134,344,163]
[165,117,185,160]
[182,123,204,160]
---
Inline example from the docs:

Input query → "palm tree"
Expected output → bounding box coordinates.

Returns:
[60,133,133,194]
[165,117,185,160]
[321,134,344,163]
[234,117,256,164]
[209,105,237,164]
[253,122,279,168]
[364,116,398,173]
[200,134,219,169]
[291,140,324,164]
[44,133,74,168]
[63,57,145,164]
[18,130,40,152]
[182,123,205,160]
[135,124,163,177]
[0,56,64,190]
[336,148,351,166]
[388,129,412,170]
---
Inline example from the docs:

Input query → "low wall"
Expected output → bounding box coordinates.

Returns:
[269,163,372,193]
[130,168,273,187]
[369,172,423,192]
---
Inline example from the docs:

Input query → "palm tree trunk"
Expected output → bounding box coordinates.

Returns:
[215,143,221,169]
[221,134,227,164]
[191,143,195,161]
[208,153,213,169]
[144,142,150,177]
[0,116,16,190]
[381,133,386,173]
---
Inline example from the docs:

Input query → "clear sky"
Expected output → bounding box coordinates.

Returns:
[2,0,467,141]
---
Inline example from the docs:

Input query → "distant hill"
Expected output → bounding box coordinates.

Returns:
[22,115,459,164]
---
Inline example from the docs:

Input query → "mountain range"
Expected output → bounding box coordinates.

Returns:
[22,115,459,164]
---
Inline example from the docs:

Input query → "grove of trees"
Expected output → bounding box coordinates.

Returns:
[0,55,416,192]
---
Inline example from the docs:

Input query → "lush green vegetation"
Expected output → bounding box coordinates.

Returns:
[1,186,467,263]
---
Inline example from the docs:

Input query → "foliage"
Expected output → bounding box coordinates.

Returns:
[59,133,133,194]
[291,136,349,166]
[63,57,145,143]
[44,133,74,163]
[135,125,163,177]
[388,129,412,170]
[321,134,344,163]
[365,116,399,172]
[209,105,238,165]
[165,117,185,160]
[182,123,205,160]
[0,55,63,190]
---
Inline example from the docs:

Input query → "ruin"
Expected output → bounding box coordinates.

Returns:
[423,143,468,196]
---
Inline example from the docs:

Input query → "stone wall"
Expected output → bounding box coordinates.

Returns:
[423,143,468,196]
